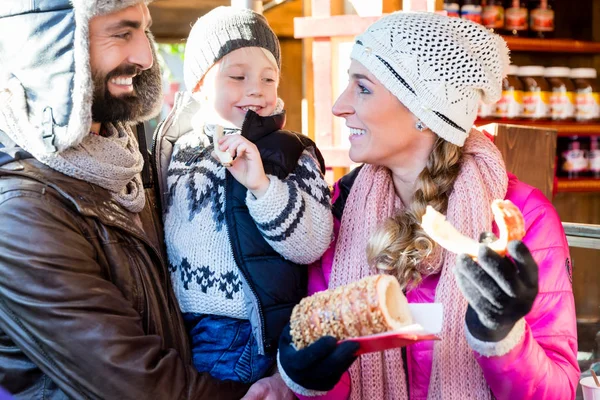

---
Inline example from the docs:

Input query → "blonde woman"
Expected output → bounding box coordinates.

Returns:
[276,12,579,400]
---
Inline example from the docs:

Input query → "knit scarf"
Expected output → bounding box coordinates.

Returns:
[329,129,508,400]
[50,122,145,212]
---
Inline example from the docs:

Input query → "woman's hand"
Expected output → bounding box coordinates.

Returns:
[241,373,294,400]
[454,240,539,342]
[215,134,270,198]
[278,323,359,392]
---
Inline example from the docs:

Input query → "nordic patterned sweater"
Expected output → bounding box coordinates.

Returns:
[164,121,333,320]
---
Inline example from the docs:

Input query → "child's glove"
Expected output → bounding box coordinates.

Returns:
[454,240,539,342]
[278,323,359,392]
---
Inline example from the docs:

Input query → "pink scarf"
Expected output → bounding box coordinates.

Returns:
[329,130,508,400]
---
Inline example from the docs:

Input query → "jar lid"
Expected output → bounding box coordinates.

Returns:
[570,68,597,79]
[544,67,571,78]
[507,65,520,76]
[517,66,546,77]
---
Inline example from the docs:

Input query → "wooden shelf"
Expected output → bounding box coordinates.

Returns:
[557,178,600,193]
[502,36,600,53]
[475,119,600,137]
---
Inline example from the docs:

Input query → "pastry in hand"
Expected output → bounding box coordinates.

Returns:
[421,199,526,258]
[290,274,413,349]
[212,124,234,167]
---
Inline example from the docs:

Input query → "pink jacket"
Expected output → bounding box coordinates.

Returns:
[297,173,579,400]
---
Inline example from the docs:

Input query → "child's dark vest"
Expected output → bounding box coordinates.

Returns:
[225,111,325,355]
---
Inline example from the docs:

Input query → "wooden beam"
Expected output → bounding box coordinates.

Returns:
[312,0,330,16]
[312,38,334,147]
[149,0,303,40]
[383,0,403,13]
[295,14,381,38]
[302,0,315,140]
[265,0,303,38]
[402,0,442,11]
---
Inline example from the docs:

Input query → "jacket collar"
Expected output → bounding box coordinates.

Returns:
[240,109,286,142]
[0,156,148,240]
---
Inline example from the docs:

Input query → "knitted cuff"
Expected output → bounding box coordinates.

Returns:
[246,174,287,219]
[466,318,526,357]
[277,351,329,397]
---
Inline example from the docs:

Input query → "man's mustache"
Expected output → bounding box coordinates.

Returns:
[105,65,144,85]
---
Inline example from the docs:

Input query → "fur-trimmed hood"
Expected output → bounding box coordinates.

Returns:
[0,0,153,157]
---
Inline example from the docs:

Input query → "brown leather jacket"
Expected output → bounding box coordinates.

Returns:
[0,158,249,399]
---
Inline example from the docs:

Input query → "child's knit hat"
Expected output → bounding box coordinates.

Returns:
[351,12,510,147]
[183,6,281,92]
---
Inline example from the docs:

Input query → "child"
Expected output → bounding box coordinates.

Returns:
[160,6,333,384]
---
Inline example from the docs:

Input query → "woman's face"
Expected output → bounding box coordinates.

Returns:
[332,60,436,169]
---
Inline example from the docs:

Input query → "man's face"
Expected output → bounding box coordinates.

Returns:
[89,3,161,124]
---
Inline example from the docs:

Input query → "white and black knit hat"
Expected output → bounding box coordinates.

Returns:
[351,12,510,147]
[183,6,281,92]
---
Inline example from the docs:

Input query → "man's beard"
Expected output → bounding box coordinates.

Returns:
[91,56,162,124]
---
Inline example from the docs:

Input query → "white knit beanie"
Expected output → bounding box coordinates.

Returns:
[351,12,510,147]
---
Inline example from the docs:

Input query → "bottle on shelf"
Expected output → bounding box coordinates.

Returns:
[504,0,529,36]
[570,68,600,122]
[518,65,550,120]
[482,0,505,33]
[544,67,575,121]
[589,136,600,179]
[444,0,461,17]
[495,65,524,119]
[478,101,496,119]
[529,0,554,39]
[461,0,482,24]
[560,136,588,179]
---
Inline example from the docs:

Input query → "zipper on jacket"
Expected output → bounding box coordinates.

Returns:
[224,172,268,353]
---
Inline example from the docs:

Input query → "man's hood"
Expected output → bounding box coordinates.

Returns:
[0,0,153,158]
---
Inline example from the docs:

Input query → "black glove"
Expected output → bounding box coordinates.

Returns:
[278,323,360,392]
[454,240,539,342]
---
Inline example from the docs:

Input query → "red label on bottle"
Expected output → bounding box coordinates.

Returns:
[505,7,528,30]
[531,8,554,32]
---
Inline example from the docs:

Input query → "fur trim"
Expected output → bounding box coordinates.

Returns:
[466,319,526,357]
[61,1,153,152]
[71,0,153,18]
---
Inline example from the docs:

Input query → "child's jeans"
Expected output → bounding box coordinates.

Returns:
[183,313,275,384]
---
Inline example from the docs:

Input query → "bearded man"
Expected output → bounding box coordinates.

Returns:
[0,2,250,399]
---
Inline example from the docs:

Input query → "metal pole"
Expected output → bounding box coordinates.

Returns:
[231,0,264,14]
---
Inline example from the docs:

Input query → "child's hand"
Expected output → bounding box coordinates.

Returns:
[214,134,270,198]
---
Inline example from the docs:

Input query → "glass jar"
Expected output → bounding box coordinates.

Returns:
[444,0,461,17]
[589,136,600,179]
[529,0,554,38]
[482,0,505,33]
[517,66,550,119]
[504,0,528,36]
[544,67,575,120]
[560,136,588,179]
[461,0,483,24]
[495,65,524,119]
[570,68,600,122]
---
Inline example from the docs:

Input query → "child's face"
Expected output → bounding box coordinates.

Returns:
[195,47,279,128]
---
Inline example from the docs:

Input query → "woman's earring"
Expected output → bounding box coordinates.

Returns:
[415,120,427,132]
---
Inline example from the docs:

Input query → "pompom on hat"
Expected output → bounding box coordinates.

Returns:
[351,12,510,147]
[183,6,281,92]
